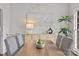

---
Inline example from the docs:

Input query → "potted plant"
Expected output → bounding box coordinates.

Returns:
[36,38,45,49]
[59,25,71,36]
[58,16,72,36]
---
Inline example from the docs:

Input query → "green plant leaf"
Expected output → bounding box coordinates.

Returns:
[58,16,72,22]
[58,16,72,36]
[59,27,71,36]
[36,39,45,45]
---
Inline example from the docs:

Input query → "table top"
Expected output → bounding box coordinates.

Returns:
[16,39,64,56]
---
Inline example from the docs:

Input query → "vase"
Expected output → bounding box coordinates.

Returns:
[48,28,53,34]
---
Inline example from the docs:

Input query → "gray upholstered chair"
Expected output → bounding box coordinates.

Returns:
[61,37,73,56]
[60,37,72,51]
[56,34,73,55]
[15,33,25,49]
[5,36,19,56]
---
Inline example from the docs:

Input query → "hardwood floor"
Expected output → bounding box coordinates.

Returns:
[16,35,64,56]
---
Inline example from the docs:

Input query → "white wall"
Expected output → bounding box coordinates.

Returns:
[0,8,3,54]
[0,4,10,54]
[10,3,69,36]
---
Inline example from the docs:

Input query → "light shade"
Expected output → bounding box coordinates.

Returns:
[26,23,33,29]
[26,16,36,24]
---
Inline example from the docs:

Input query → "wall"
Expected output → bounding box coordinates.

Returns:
[0,8,3,54]
[0,4,10,54]
[10,3,69,36]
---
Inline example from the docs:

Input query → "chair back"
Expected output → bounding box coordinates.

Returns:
[16,33,24,48]
[61,37,72,51]
[5,36,19,56]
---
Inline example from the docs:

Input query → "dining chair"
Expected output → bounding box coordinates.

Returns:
[15,33,25,49]
[60,37,73,55]
[60,37,72,51]
[5,36,19,56]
